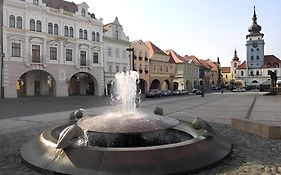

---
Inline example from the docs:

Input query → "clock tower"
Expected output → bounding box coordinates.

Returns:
[246,6,265,69]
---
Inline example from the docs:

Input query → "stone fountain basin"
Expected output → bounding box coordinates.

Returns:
[21,120,232,175]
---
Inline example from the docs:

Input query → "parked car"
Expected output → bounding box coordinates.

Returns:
[145,89,161,98]
[192,88,199,93]
[173,90,181,95]
[180,90,189,95]
[232,88,246,92]
[161,90,172,96]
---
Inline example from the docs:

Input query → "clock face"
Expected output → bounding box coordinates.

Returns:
[252,42,258,48]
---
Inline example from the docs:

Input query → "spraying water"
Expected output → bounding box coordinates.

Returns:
[114,71,140,112]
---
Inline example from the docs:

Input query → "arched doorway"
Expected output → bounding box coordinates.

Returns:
[138,79,147,94]
[69,72,98,96]
[173,82,179,91]
[162,80,170,90]
[193,80,198,88]
[17,70,56,97]
[150,79,160,90]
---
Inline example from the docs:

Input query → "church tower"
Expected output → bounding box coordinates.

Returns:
[246,6,265,69]
[231,49,241,80]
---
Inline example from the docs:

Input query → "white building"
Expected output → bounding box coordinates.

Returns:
[103,17,130,96]
[236,7,281,87]
[1,0,104,98]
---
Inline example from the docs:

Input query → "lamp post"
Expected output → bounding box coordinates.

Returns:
[126,47,135,71]
[0,0,3,99]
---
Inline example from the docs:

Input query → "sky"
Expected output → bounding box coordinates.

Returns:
[67,0,281,67]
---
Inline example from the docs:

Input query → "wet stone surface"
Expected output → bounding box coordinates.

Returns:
[0,123,280,175]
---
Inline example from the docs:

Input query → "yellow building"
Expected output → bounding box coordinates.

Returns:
[221,67,231,86]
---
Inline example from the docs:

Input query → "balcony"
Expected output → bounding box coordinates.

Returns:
[25,56,46,67]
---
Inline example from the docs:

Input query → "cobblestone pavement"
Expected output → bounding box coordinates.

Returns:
[0,122,280,175]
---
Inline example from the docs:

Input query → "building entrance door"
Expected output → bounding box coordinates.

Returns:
[34,80,40,96]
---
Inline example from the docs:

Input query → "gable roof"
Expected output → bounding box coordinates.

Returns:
[145,41,167,56]
[184,55,201,66]
[164,49,184,63]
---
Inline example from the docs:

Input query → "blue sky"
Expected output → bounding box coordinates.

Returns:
[68,0,281,66]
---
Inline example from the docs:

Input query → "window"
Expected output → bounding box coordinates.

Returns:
[226,74,228,79]
[241,71,244,76]
[251,48,253,53]
[109,65,112,73]
[30,19,35,31]
[166,66,169,72]
[69,27,74,37]
[93,52,98,63]
[107,48,112,57]
[33,0,39,5]
[54,24,58,35]
[153,65,156,72]
[256,71,259,76]
[36,20,41,32]
[256,55,259,60]
[48,23,53,34]
[92,31,95,41]
[123,66,126,72]
[234,63,237,67]
[80,51,86,66]
[160,66,163,72]
[250,56,254,60]
[64,26,69,37]
[66,49,72,61]
[84,30,87,40]
[50,47,57,60]
[79,29,83,39]
[12,43,21,57]
[250,71,254,76]
[32,45,40,63]
[96,32,100,42]
[116,65,119,72]
[16,16,22,29]
[9,15,15,28]
[81,9,86,17]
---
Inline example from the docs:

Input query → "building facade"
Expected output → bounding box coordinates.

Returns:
[103,17,130,96]
[165,50,199,91]
[131,40,149,94]
[2,0,104,98]
[145,41,175,91]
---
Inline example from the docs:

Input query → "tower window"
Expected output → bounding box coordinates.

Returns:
[82,9,86,17]
[256,56,259,60]
[241,71,244,76]
[251,56,254,60]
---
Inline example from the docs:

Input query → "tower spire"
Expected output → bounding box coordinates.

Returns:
[252,6,257,24]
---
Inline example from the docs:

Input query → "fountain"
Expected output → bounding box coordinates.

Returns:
[21,71,231,175]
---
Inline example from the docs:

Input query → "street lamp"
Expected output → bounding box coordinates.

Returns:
[126,47,135,71]
[0,52,4,99]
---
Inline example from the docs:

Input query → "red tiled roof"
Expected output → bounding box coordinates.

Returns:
[164,49,184,63]
[43,0,78,13]
[262,55,281,68]
[184,55,201,66]
[238,61,247,69]
[145,41,167,56]
[198,59,210,69]
[206,60,218,72]
[221,67,231,73]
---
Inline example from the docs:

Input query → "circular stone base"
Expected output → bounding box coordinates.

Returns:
[21,120,232,175]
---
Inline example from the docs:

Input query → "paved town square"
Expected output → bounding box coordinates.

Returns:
[0,92,280,174]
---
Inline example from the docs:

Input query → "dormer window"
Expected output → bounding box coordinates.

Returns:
[82,9,86,17]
